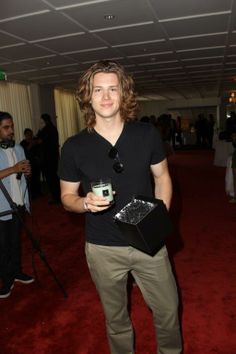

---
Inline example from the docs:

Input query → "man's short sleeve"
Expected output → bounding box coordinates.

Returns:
[58,138,83,182]
[149,125,166,164]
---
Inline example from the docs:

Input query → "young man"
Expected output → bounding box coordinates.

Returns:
[0,112,34,299]
[59,61,182,354]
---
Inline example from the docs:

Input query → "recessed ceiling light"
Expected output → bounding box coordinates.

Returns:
[104,14,115,20]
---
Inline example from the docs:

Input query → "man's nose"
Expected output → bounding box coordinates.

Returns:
[103,89,110,99]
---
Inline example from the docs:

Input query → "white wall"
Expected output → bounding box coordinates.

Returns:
[138,96,225,129]
[138,97,221,118]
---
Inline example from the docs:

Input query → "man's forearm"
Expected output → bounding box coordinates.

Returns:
[154,175,172,210]
[0,166,15,180]
[61,194,87,213]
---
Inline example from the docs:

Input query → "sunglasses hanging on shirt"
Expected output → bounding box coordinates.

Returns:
[108,147,124,173]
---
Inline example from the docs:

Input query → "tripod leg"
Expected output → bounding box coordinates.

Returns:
[28,233,68,298]
[31,250,41,287]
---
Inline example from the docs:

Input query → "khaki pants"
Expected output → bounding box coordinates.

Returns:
[85,243,182,354]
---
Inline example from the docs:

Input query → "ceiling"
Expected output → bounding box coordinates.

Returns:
[0,0,236,101]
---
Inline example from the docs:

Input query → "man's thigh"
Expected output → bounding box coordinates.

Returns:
[85,243,130,285]
[131,246,179,313]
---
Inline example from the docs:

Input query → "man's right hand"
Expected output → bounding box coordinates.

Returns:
[83,192,113,213]
[15,160,31,176]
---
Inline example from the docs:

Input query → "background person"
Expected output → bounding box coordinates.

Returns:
[229,131,236,203]
[36,113,60,204]
[207,114,215,149]
[20,128,42,198]
[226,111,236,141]
[0,112,34,299]
[59,61,182,354]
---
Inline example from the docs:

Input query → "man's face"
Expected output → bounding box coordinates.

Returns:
[40,118,46,129]
[91,72,121,121]
[0,118,14,141]
[25,130,33,140]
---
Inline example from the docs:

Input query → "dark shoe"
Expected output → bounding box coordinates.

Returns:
[15,273,34,284]
[0,281,14,299]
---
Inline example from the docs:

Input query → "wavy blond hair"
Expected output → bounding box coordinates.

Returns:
[76,61,139,129]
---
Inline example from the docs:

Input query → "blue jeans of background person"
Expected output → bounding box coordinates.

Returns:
[85,243,182,354]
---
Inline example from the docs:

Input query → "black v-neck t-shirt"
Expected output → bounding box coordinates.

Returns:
[59,121,165,246]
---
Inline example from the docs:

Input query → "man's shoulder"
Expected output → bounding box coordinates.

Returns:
[63,128,91,148]
[126,121,159,136]
[14,144,26,158]
[14,143,24,152]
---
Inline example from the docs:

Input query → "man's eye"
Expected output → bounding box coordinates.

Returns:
[94,88,101,93]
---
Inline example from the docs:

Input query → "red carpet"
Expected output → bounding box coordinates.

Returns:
[1,150,236,354]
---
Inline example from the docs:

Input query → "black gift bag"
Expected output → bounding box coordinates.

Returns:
[114,195,173,256]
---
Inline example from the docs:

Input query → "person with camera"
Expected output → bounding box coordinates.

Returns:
[0,112,34,299]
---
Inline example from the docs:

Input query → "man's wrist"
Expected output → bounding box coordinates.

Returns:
[83,198,89,212]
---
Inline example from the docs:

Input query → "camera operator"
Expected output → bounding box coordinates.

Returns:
[0,111,34,299]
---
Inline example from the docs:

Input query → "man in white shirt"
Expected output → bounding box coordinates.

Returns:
[0,111,34,299]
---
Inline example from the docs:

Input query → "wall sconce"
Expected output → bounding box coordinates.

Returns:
[229,92,236,104]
